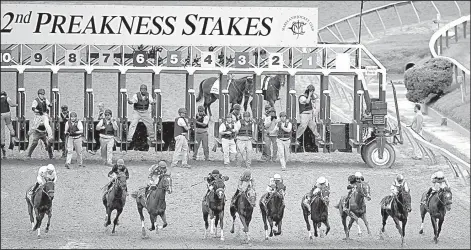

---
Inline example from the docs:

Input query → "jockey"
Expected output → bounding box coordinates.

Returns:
[28,164,57,198]
[385,174,410,210]
[343,172,364,212]
[105,159,129,193]
[423,171,450,205]
[303,176,329,213]
[203,169,229,203]
[231,170,255,206]
[261,174,286,208]
[144,160,168,196]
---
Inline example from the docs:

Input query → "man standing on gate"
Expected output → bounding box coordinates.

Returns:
[219,113,237,166]
[171,108,191,168]
[193,105,210,161]
[408,103,424,160]
[127,84,156,144]
[296,84,320,144]
[0,91,18,158]
[234,111,256,168]
[31,88,54,142]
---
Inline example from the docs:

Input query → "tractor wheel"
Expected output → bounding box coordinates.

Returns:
[362,141,396,169]
[360,145,367,164]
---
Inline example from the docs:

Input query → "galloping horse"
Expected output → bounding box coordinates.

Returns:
[131,174,173,238]
[25,180,55,238]
[196,76,254,116]
[379,186,412,246]
[302,187,331,240]
[260,190,285,240]
[230,187,257,243]
[202,178,227,240]
[419,187,453,244]
[334,182,372,240]
[250,75,286,110]
[102,172,127,234]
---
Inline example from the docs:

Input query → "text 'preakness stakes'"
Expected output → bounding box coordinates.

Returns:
[0,4,318,47]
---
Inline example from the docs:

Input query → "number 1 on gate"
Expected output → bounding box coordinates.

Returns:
[201,52,215,68]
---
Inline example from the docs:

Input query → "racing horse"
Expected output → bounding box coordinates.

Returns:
[25,180,55,238]
[302,187,331,240]
[419,187,453,244]
[334,181,372,240]
[260,189,285,240]
[379,186,412,246]
[131,173,173,238]
[196,76,254,116]
[202,178,227,240]
[102,172,127,234]
[230,187,257,243]
[250,74,286,111]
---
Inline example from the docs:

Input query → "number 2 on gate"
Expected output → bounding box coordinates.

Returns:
[201,52,215,68]
[269,53,283,69]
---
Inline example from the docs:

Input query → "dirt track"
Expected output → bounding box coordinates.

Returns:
[1,140,470,249]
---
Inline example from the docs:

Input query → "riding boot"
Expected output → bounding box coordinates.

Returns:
[1,144,6,158]
[29,182,40,198]
[303,194,311,213]
[422,187,433,205]
[231,190,240,207]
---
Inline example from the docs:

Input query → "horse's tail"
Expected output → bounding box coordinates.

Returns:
[333,199,340,209]
[196,79,205,102]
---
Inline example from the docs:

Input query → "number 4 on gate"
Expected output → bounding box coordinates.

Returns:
[201,52,215,68]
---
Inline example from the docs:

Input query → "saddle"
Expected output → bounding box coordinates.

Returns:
[27,185,42,205]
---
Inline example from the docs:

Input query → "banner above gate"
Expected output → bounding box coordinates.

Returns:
[1,4,318,47]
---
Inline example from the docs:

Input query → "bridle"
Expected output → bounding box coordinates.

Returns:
[41,182,55,200]
[356,182,370,199]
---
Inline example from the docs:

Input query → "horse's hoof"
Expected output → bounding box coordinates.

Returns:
[220,237,224,241]
[309,235,313,240]
[230,229,234,234]
[45,229,49,234]
[162,223,168,228]
[342,237,350,241]
[419,229,424,234]
[148,227,154,231]
[434,237,438,244]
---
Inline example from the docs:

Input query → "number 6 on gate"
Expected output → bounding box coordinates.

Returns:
[201,52,215,68]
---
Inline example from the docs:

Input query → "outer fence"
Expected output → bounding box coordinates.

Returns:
[429,15,470,103]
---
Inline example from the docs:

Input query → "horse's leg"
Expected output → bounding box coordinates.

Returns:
[27,201,34,230]
[347,217,360,237]
[35,212,45,237]
[379,209,388,240]
[419,205,427,234]
[261,205,269,240]
[268,216,274,237]
[203,209,209,239]
[148,213,156,231]
[341,214,350,240]
[33,208,42,231]
[392,217,402,238]
[230,206,236,234]
[219,211,225,241]
[112,208,123,234]
[401,218,408,247]
[313,221,318,237]
[213,213,219,237]
[137,201,146,238]
[361,213,372,235]
[104,207,112,227]
[436,215,445,243]
[431,216,438,243]
[324,219,331,236]
[302,205,313,239]
[45,208,52,233]
[160,212,168,228]
[275,219,282,236]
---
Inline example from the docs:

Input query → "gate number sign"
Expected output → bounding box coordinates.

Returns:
[167,51,181,67]
[302,53,318,69]
[269,53,283,69]
[133,51,148,67]
[201,52,215,68]
[99,50,114,66]
[1,50,12,66]
[65,50,80,66]
[31,50,46,66]
[234,52,249,68]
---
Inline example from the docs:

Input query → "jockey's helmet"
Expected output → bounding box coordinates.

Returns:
[117,159,124,166]
[178,108,187,114]
[158,159,167,168]
[61,105,68,111]
[279,111,287,117]
[233,104,241,110]
[273,174,282,181]
[354,172,363,178]
[46,164,55,172]
[197,105,205,112]
[37,88,46,95]
[316,176,327,185]
[105,109,112,116]
[242,170,251,180]
[211,169,220,175]
[243,111,251,117]
[434,171,444,179]
[306,84,315,91]
[396,174,404,183]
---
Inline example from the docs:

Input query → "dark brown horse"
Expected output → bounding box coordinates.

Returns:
[102,173,127,234]
[334,182,372,240]
[25,180,55,238]
[302,187,331,240]
[202,178,227,241]
[260,189,285,240]
[230,187,257,243]
[196,76,254,116]
[379,186,412,246]
[131,173,173,238]
[419,187,453,244]
[250,75,286,111]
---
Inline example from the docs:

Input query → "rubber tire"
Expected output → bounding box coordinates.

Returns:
[363,141,396,169]
[360,145,367,164]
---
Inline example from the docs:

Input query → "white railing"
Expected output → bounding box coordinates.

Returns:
[429,15,470,102]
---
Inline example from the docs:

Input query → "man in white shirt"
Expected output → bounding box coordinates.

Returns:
[31,88,54,142]
[96,109,119,166]
[274,111,292,170]
[409,104,424,160]
[296,84,320,143]
[171,108,191,168]
[64,112,84,169]
[193,105,210,161]
[219,113,237,166]
[263,107,278,161]
[234,111,256,168]
[127,84,155,143]
[0,91,18,158]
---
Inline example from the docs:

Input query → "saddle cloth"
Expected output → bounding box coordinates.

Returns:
[261,76,271,90]
[210,79,233,94]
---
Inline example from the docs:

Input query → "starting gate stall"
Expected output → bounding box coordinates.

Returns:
[0,4,401,167]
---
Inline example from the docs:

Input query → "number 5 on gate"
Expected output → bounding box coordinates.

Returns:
[201,52,215,68]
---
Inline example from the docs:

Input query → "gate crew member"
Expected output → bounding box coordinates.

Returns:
[219,113,237,166]
[26,105,54,159]
[263,107,278,162]
[127,84,155,144]
[296,84,320,143]
[261,105,272,160]
[274,111,292,170]
[234,111,255,168]
[171,108,191,169]
[0,91,18,158]
[64,112,84,169]
[231,104,242,122]
[60,105,70,158]
[93,102,106,153]
[96,109,118,166]
[31,88,54,142]
[192,106,210,161]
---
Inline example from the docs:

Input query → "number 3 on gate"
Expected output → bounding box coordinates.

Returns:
[201,52,215,68]
[269,53,283,69]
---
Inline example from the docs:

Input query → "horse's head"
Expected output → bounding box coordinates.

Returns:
[357,182,371,201]
[398,189,412,212]
[244,76,254,96]
[274,75,286,87]
[440,187,453,211]
[245,188,257,207]
[114,173,127,190]
[42,180,55,199]
[158,174,173,194]
[212,179,226,200]
[318,187,330,206]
